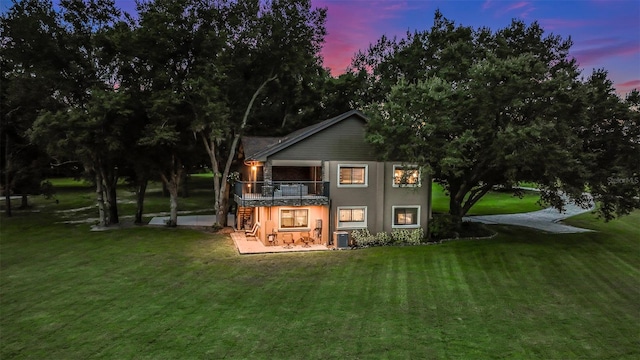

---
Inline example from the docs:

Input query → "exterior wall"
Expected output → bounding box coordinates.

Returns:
[254,205,329,246]
[381,162,430,233]
[238,114,431,243]
[269,115,376,161]
[326,160,431,236]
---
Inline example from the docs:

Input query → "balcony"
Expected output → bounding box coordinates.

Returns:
[234,181,330,207]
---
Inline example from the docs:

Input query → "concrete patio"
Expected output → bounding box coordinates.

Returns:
[148,215,333,254]
[229,231,332,255]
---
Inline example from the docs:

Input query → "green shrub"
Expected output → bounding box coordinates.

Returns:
[429,215,459,240]
[391,228,424,245]
[353,228,424,248]
[374,231,392,246]
[351,228,376,247]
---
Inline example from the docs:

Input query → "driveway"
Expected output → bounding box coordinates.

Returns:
[464,196,595,234]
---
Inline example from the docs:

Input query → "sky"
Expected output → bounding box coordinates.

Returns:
[313,0,640,95]
[5,0,637,95]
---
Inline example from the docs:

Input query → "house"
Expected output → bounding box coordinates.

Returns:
[233,110,432,247]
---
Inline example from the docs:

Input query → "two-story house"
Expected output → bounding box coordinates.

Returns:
[233,110,432,247]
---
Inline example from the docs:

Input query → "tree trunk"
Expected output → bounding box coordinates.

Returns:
[134,178,147,225]
[95,169,107,227]
[167,181,179,227]
[107,183,119,224]
[212,73,278,226]
[448,196,464,224]
[160,154,183,227]
[4,132,11,217]
[100,166,119,225]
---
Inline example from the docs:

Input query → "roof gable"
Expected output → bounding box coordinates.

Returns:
[243,110,368,161]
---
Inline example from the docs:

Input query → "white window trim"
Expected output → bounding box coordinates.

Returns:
[392,164,421,188]
[392,205,421,229]
[336,206,368,229]
[278,208,311,231]
[337,164,369,188]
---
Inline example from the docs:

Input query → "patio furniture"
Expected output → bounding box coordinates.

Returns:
[282,233,294,248]
[267,232,278,246]
[300,231,313,247]
[245,222,260,240]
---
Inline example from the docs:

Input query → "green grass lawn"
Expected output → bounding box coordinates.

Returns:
[1,184,639,359]
[431,183,544,215]
[39,176,215,222]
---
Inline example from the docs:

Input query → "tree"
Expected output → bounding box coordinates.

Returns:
[364,12,638,224]
[26,0,127,226]
[1,0,66,216]
[189,0,327,226]
[577,72,640,220]
[130,0,211,227]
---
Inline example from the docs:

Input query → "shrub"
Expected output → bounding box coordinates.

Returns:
[429,215,459,240]
[352,228,425,248]
[391,228,424,245]
[374,231,392,246]
[351,228,376,247]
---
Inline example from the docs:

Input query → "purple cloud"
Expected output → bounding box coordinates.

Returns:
[616,79,640,94]
[483,0,535,18]
[572,41,640,66]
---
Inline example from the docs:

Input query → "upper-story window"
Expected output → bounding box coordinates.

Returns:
[393,165,421,187]
[338,164,368,187]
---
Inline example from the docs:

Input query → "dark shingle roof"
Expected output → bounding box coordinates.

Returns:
[241,110,367,161]
[241,136,281,160]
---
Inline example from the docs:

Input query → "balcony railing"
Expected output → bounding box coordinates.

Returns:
[234,181,329,201]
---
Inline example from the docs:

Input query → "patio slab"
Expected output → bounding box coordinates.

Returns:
[230,231,332,254]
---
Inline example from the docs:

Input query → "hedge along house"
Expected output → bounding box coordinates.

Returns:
[233,110,432,248]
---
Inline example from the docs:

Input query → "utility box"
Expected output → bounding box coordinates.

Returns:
[333,231,349,249]
[226,214,235,228]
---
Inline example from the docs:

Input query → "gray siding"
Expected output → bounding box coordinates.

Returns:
[326,161,431,235]
[269,115,376,161]
[381,162,430,233]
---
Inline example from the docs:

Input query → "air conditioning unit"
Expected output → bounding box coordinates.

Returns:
[333,231,349,249]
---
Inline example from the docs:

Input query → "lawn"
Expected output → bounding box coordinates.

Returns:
[431,183,544,215]
[1,183,639,359]
[41,175,216,223]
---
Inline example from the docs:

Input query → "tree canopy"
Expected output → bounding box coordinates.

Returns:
[2,0,329,226]
[360,11,639,222]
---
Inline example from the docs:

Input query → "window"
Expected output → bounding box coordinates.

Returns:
[279,209,309,230]
[337,206,367,229]
[392,206,420,228]
[393,165,421,187]
[338,164,368,187]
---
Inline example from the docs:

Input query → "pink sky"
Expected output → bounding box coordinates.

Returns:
[314,0,640,95]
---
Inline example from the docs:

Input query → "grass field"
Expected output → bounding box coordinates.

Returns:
[43,177,542,219]
[1,179,639,359]
[431,183,544,215]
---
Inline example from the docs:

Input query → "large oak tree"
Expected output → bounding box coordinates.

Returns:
[362,12,639,223]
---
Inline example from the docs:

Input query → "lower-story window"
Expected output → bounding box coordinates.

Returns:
[337,206,367,229]
[280,208,309,230]
[392,206,420,228]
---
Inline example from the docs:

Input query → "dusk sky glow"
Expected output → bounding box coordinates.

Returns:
[312,0,640,95]
[6,0,636,94]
